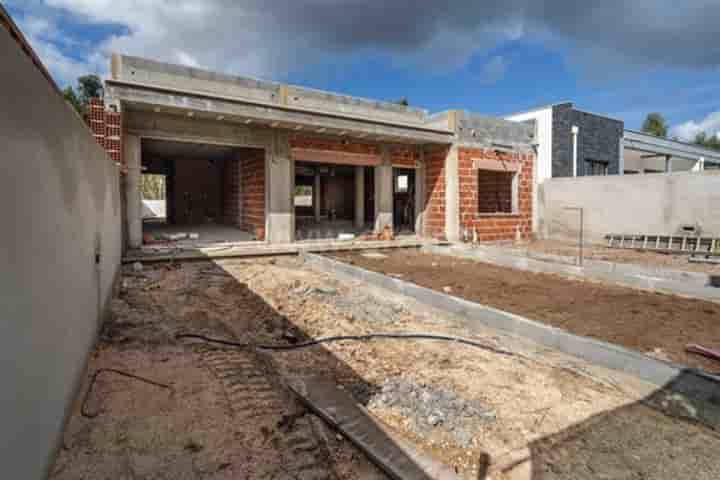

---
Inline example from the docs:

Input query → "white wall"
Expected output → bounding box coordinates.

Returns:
[0,26,122,478]
[505,107,553,234]
[540,171,720,241]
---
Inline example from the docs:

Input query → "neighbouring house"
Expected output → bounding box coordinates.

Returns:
[96,54,536,248]
[505,102,720,233]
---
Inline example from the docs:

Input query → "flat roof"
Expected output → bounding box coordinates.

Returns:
[624,129,720,163]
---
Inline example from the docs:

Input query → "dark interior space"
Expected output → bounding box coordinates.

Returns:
[393,167,415,232]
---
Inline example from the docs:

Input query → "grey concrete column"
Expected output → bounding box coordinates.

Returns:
[415,149,426,236]
[618,136,625,175]
[267,130,294,243]
[374,146,393,233]
[125,134,142,248]
[665,155,672,173]
[444,145,460,242]
[313,172,321,222]
[354,166,364,229]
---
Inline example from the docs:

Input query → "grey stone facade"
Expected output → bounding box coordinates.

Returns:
[552,103,624,177]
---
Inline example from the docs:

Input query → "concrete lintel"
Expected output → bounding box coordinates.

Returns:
[106,81,453,144]
[302,253,720,423]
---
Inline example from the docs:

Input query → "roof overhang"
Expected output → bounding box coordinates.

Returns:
[624,129,720,164]
[105,79,454,145]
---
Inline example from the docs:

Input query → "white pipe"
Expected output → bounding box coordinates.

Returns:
[571,125,579,177]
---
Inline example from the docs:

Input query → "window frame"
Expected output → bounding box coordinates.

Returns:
[476,165,521,217]
[585,159,609,176]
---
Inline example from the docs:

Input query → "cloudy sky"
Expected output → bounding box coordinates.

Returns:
[6,0,720,139]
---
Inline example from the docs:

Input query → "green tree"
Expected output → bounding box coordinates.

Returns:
[694,131,720,151]
[641,112,669,138]
[62,86,82,113]
[77,74,103,104]
[63,74,103,113]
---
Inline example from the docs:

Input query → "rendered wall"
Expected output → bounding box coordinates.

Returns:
[0,25,122,479]
[540,171,720,241]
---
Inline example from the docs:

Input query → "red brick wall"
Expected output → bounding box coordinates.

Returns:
[223,157,241,226]
[172,158,223,225]
[424,145,449,239]
[87,98,124,171]
[458,148,533,242]
[241,149,266,240]
[391,146,420,167]
[290,134,378,155]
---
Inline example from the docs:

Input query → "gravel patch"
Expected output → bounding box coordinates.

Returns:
[368,379,495,448]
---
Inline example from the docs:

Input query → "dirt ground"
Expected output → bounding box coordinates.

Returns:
[329,249,720,374]
[525,239,720,274]
[51,256,720,480]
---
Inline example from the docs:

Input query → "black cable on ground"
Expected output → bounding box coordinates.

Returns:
[81,368,173,418]
[175,332,515,357]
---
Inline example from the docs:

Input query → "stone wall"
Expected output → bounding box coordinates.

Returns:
[552,103,624,177]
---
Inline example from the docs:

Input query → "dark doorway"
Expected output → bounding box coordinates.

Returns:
[393,168,415,233]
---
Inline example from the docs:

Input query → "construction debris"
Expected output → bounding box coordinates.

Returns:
[686,344,720,363]
[368,379,495,448]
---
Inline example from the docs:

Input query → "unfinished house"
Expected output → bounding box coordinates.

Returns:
[99,55,535,249]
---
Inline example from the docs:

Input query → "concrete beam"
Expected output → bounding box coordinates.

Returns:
[106,81,453,145]
[267,130,294,243]
[125,134,142,248]
[624,129,720,164]
[355,166,364,228]
[374,146,393,233]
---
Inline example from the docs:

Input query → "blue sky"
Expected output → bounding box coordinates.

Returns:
[6,1,720,139]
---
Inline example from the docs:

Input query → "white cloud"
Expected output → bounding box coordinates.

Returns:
[671,111,720,141]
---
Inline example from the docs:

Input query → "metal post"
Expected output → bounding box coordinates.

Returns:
[564,206,584,266]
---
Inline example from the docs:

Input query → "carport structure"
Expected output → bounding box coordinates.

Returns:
[622,129,720,174]
[105,55,454,247]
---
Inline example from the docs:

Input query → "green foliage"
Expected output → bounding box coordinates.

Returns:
[141,174,166,200]
[62,86,82,113]
[693,131,720,151]
[641,112,668,138]
[77,74,103,104]
[63,74,103,113]
[394,97,409,106]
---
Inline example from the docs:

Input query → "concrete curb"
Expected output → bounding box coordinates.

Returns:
[423,244,720,304]
[302,252,720,424]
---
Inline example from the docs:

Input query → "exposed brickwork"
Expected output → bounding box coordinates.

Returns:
[477,170,513,214]
[290,134,379,155]
[241,149,266,240]
[458,148,533,242]
[222,157,242,226]
[86,98,124,171]
[391,146,420,167]
[424,145,449,239]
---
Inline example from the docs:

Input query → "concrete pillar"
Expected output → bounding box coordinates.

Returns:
[665,155,672,173]
[313,172,321,222]
[618,137,625,175]
[354,166,364,229]
[267,130,294,243]
[444,145,460,242]
[374,146,393,233]
[415,149,425,235]
[125,134,142,248]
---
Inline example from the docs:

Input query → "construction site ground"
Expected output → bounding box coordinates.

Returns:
[523,239,720,274]
[329,249,720,374]
[51,256,720,479]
